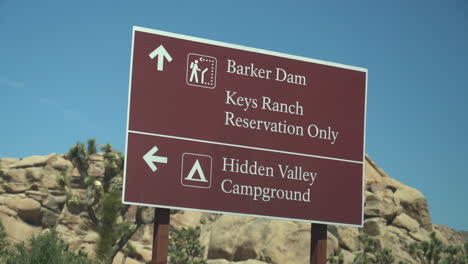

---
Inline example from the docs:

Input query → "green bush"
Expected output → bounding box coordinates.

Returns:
[67,194,85,214]
[0,228,93,264]
[328,248,344,264]
[353,235,395,264]
[169,227,207,264]
[0,220,8,259]
[408,232,468,264]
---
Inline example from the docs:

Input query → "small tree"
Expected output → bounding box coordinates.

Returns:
[169,227,207,264]
[408,232,468,264]
[67,141,89,183]
[66,140,148,264]
[353,235,395,264]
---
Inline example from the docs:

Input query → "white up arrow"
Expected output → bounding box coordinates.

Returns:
[143,146,168,172]
[149,45,173,71]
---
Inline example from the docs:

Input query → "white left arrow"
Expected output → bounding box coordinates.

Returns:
[143,146,168,172]
[149,45,173,71]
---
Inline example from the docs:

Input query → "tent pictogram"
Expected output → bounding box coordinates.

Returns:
[181,153,212,189]
[184,160,208,182]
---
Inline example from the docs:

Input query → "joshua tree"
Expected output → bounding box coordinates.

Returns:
[66,139,207,264]
[408,232,468,264]
[353,235,395,264]
[66,139,151,264]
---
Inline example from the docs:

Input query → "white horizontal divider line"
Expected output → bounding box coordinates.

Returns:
[128,130,363,165]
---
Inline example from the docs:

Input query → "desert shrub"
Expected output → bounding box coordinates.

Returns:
[0,220,8,259]
[169,227,207,264]
[408,232,468,264]
[329,248,344,264]
[0,228,93,264]
[56,170,70,189]
[353,235,395,264]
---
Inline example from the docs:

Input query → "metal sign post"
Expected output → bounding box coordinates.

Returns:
[151,208,170,264]
[310,224,327,264]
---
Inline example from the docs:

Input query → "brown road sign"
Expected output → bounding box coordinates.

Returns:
[123,26,367,227]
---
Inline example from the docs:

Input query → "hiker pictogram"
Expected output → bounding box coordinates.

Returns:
[186,53,217,89]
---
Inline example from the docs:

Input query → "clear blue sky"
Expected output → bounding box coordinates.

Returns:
[1,1,467,230]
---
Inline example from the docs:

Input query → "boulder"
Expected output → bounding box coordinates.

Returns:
[342,249,357,264]
[0,158,19,169]
[11,154,56,169]
[47,155,73,171]
[377,225,417,263]
[41,207,59,228]
[49,189,67,196]
[89,153,104,162]
[88,161,105,177]
[338,227,360,252]
[409,229,430,242]
[4,183,32,193]
[0,212,41,243]
[137,207,155,224]
[363,217,387,236]
[0,205,17,217]
[171,210,202,229]
[206,215,256,260]
[7,198,42,225]
[433,224,468,245]
[87,153,105,177]
[205,216,310,264]
[25,190,48,202]
[328,226,360,251]
[368,182,386,193]
[4,168,27,182]
[40,165,60,189]
[365,155,389,184]
[131,224,153,244]
[364,191,401,220]
[394,185,432,231]
[365,155,402,191]
[59,201,89,229]
[132,243,153,263]
[392,213,419,232]
[25,167,44,181]
[55,224,89,254]
[43,194,67,213]
[327,231,340,256]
